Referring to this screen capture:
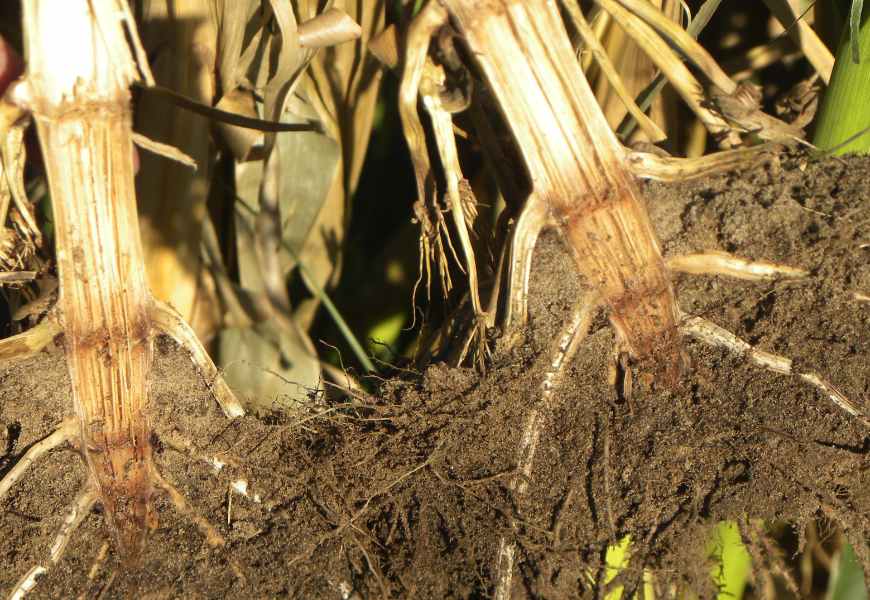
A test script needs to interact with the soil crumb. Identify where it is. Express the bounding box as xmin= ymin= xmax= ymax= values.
xmin=2 ymin=155 xmax=870 ymax=599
